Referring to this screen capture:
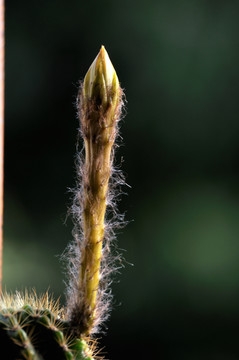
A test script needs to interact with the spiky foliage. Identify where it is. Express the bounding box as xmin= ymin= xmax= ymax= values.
xmin=0 ymin=291 xmax=95 ymax=360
